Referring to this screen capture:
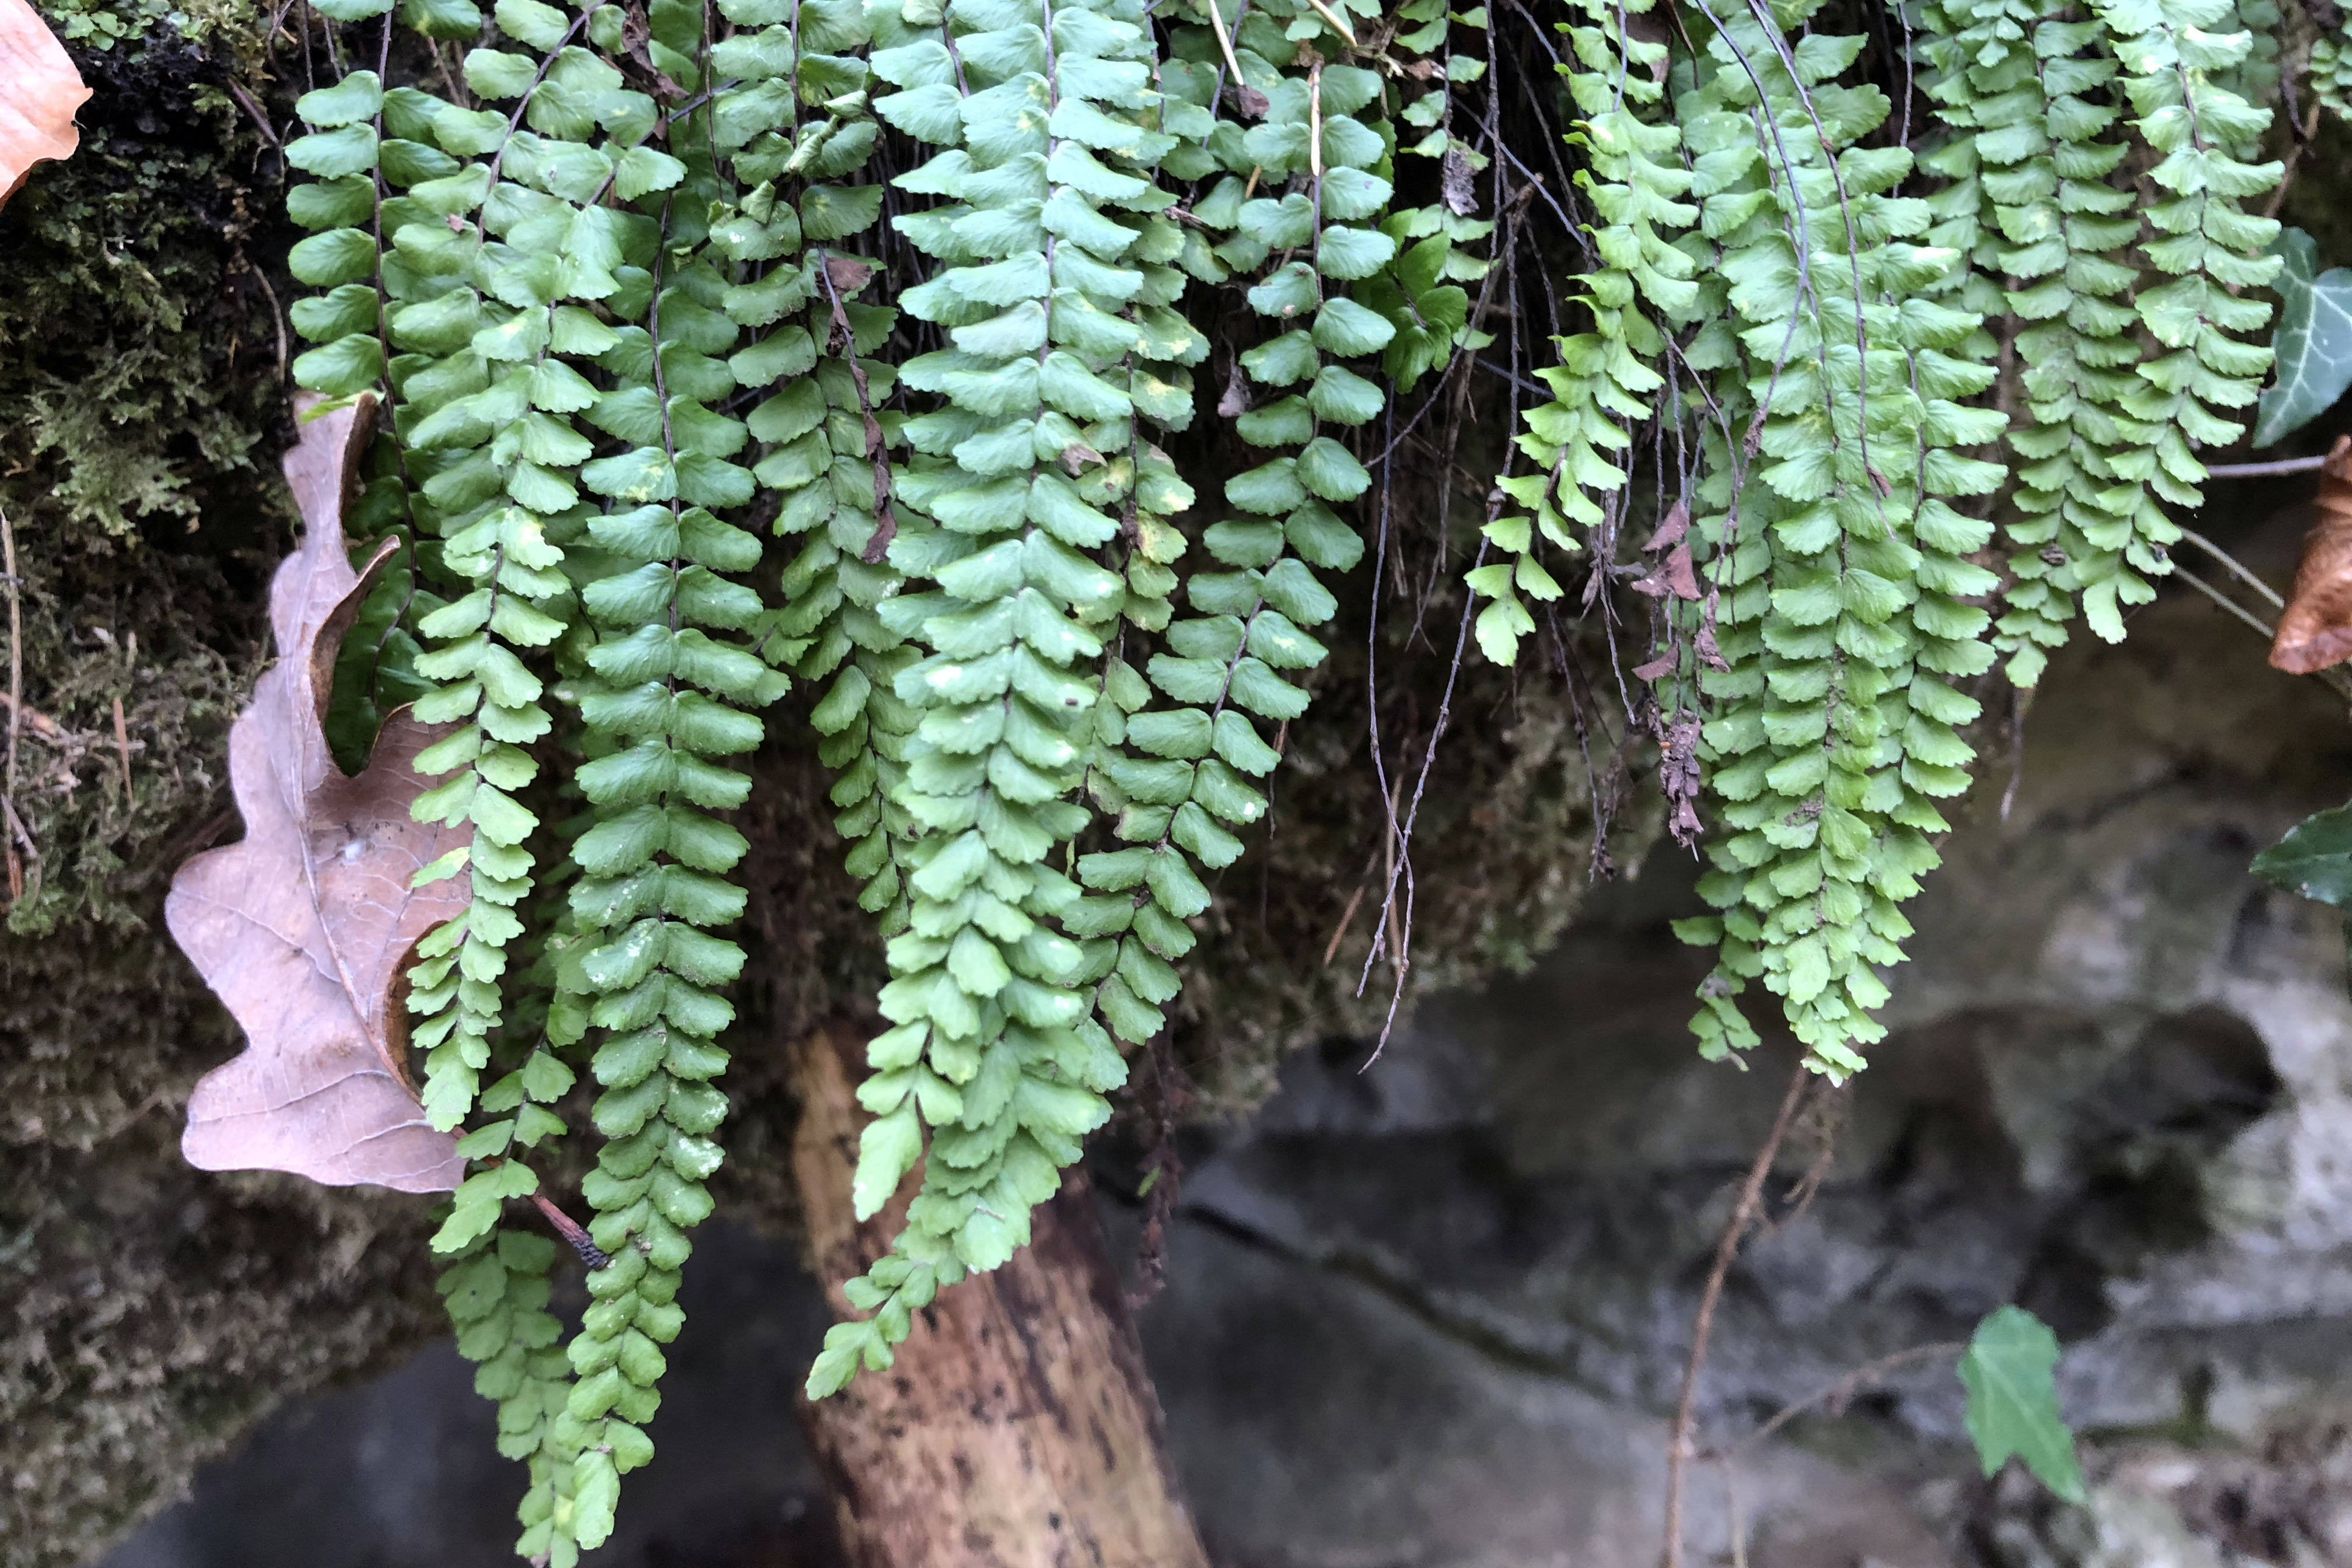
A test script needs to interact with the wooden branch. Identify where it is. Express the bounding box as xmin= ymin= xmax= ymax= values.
xmin=789 ymin=1020 xmax=1213 ymax=1568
